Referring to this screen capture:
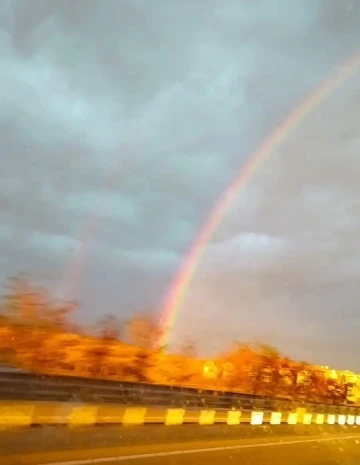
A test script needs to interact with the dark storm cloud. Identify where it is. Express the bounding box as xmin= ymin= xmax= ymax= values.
xmin=176 ymin=70 xmax=360 ymax=369
xmin=0 ymin=0 xmax=359 ymax=368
